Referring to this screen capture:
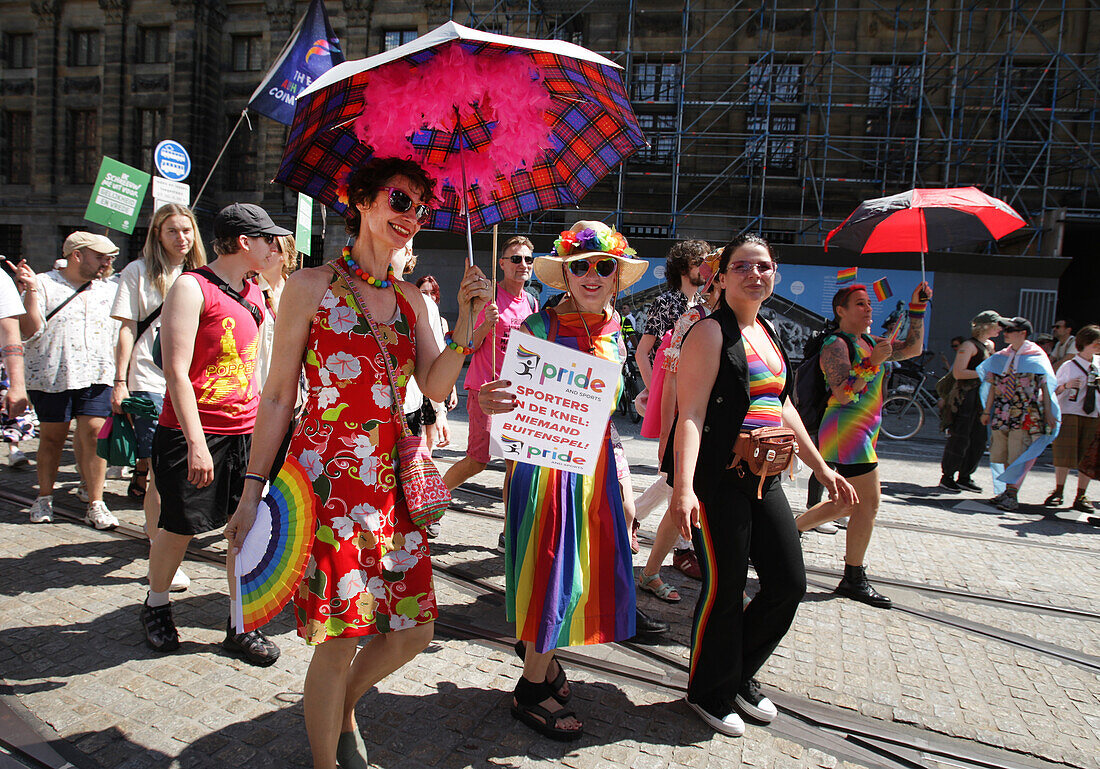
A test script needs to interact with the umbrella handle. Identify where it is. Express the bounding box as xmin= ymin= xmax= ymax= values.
xmin=919 ymin=252 xmax=928 ymax=302
xmin=491 ymin=224 xmax=498 ymax=375
xmin=455 ymin=106 xmax=475 ymax=268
